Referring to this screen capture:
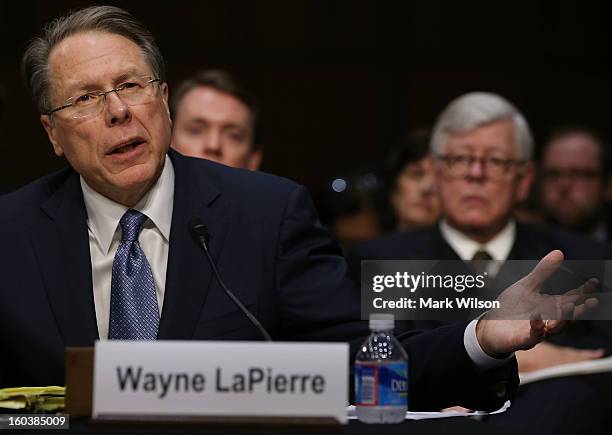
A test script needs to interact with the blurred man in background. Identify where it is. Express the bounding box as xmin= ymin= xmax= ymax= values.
xmin=540 ymin=125 xmax=612 ymax=242
xmin=170 ymin=69 xmax=262 ymax=170
xmin=350 ymin=92 xmax=611 ymax=435
xmin=352 ymin=93 xmax=610 ymax=368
